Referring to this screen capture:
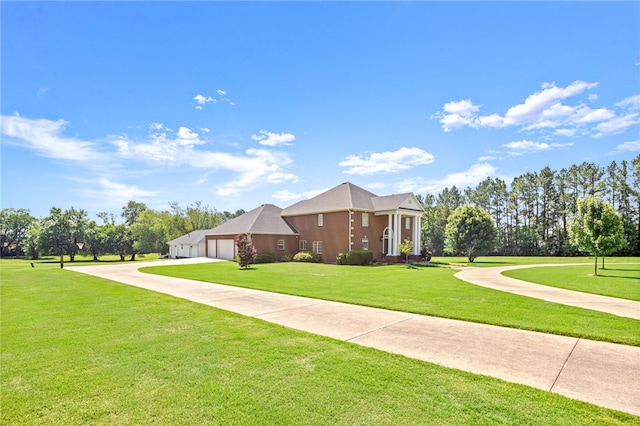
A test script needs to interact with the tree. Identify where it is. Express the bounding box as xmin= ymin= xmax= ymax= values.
xmin=0 ymin=208 xmax=36 ymax=257
xmin=444 ymin=205 xmax=497 ymax=262
xmin=398 ymin=238 xmax=414 ymax=266
xmin=38 ymin=207 xmax=91 ymax=262
xmin=568 ymin=197 xmax=627 ymax=276
xmin=235 ymin=233 xmax=256 ymax=269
